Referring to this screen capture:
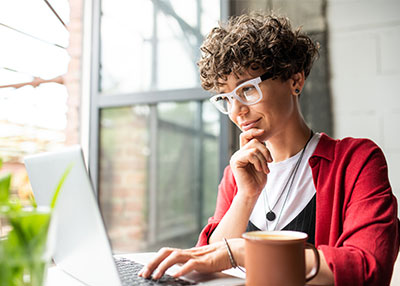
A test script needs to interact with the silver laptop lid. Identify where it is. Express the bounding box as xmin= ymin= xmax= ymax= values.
xmin=24 ymin=146 xmax=122 ymax=286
